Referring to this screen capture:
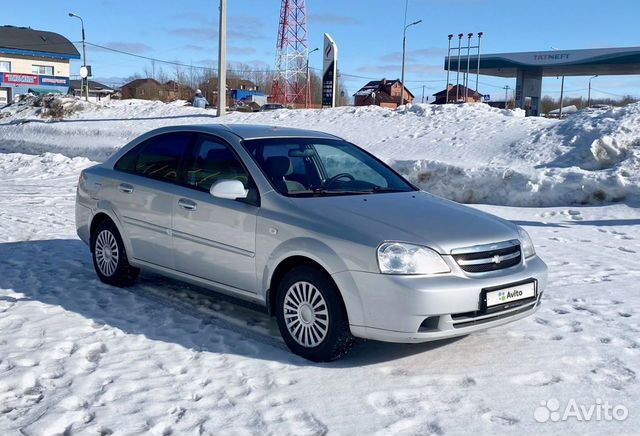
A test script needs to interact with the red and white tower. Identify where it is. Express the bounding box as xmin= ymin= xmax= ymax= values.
xmin=272 ymin=0 xmax=309 ymax=107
